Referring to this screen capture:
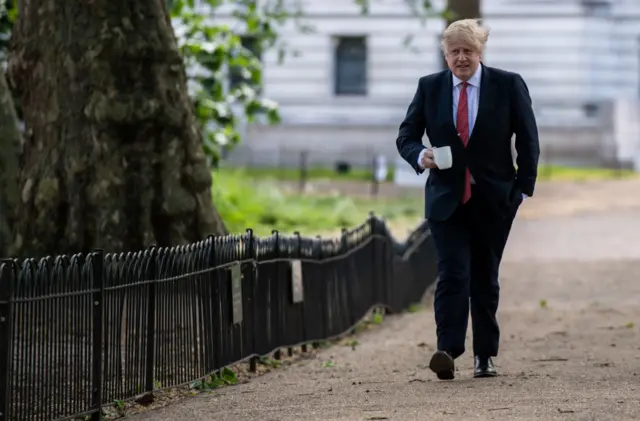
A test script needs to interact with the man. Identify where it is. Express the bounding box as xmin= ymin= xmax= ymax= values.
xmin=395 ymin=19 xmax=539 ymax=380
